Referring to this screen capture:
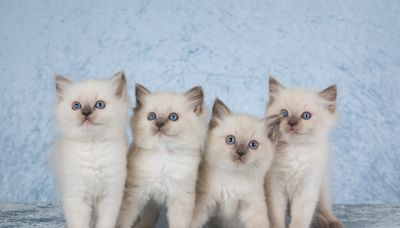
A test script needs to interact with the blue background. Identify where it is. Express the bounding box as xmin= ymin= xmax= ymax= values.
xmin=0 ymin=0 xmax=399 ymax=204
